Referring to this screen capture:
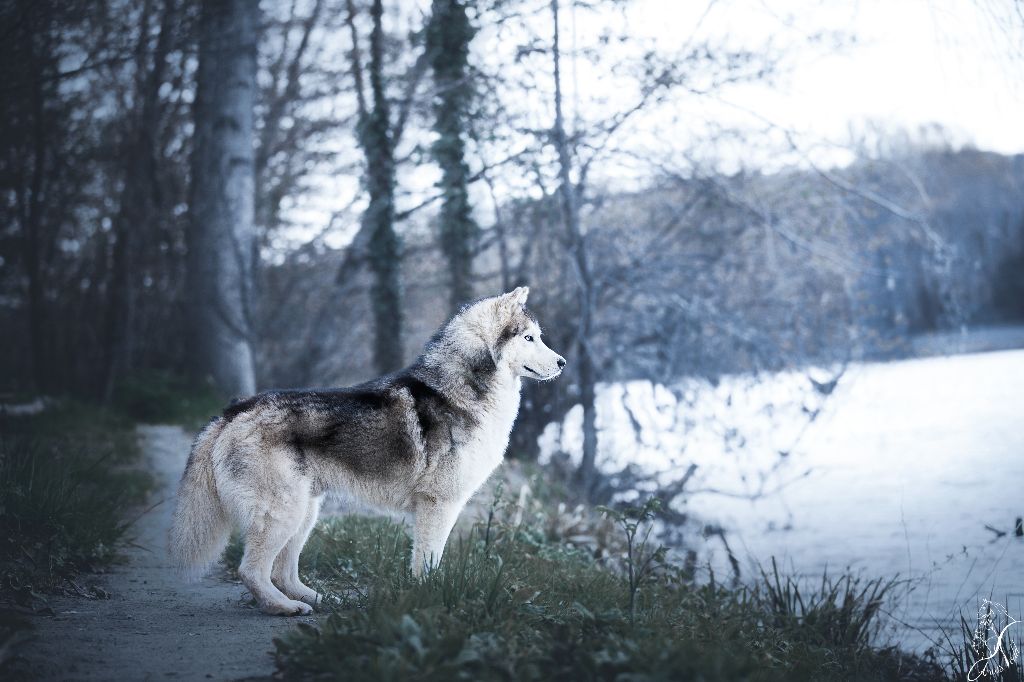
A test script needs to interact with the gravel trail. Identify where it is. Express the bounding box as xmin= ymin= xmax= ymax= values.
xmin=20 ymin=424 xmax=313 ymax=681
